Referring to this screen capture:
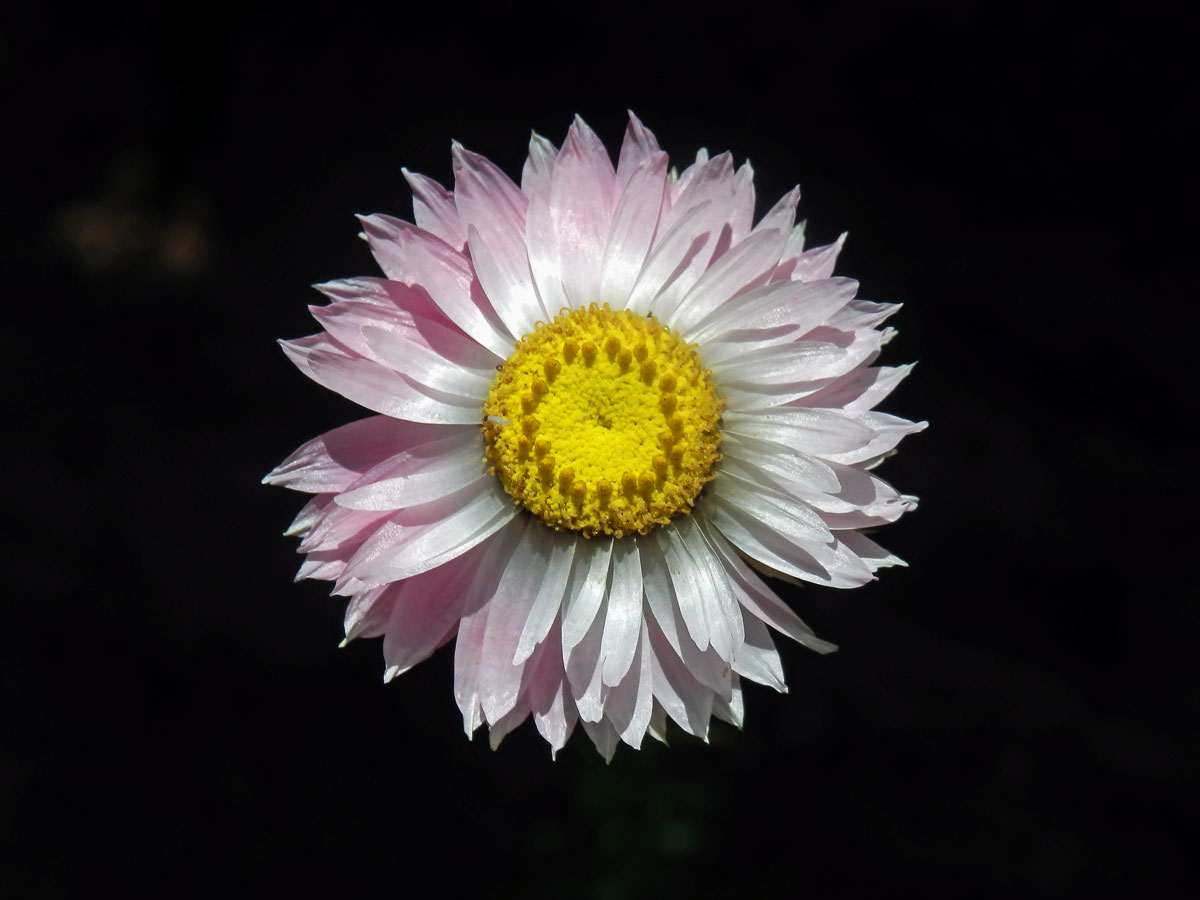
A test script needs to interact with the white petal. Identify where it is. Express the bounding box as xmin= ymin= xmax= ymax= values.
xmin=683 ymin=277 xmax=858 ymax=347
xmin=402 ymin=168 xmax=465 ymax=249
xmin=528 ymin=621 xmax=578 ymax=756
xmin=355 ymin=214 xmax=513 ymax=358
xmin=731 ymin=614 xmax=786 ymax=691
xmin=343 ymin=583 xmax=397 ymax=643
xmin=513 ymin=527 xmax=577 ymax=665
xmin=723 ymin=407 xmax=878 ymax=456
xmin=698 ymin=512 xmax=837 ymax=653
xmin=381 ymin=541 xmax=487 ymax=677
xmin=561 ymin=536 xmax=614 ymax=649
xmin=605 ymin=629 xmax=654 ymax=748
xmin=342 ymin=477 xmax=517 ymax=588
xmin=615 ymin=111 xmax=662 ymax=191
xmin=708 ymin=341 xmax=850 ymax=389
xmin=712 ymin=675 xmax=745 ymax=729
xmin=467 ymin=224 xmax=545 ymax=340
xmin=706 ymin=492 xmax=872 ymax=589
xmin=581 ymin=717 xmax=621 ymax=763
xmin=280 ymin=337 xmax=482 ymax=425
xmin=334 ymin=428 xmax=485 ymax=510
xmin=599 ymin=151 xmax=668 ymax=308
xmin=477 ymin=519 xmax=548 ymax=722
xmin=520 ymin=132 xmax=558 ymax=198
xmin=263 ymin=416 xmax=422 ymax=494
xmin=565 ymin=596 xmax=607 ymax=723
xmin=665 ymin=227 xmax=787 ymax=334
xmin=362 ymin=324 xmax=495 ymax=402
xmin=624 ymin=198 xmax=721 ymax=315
xmin=646 ymin=619 xmax=714 ymax=739
xmin=720 ymin=433 xmax=841 ymax=495
xmin=453 ymin=518 xmax=525 ymax=734
xmin=711 ymin=472 xmax=833 ymax=545
xmin=600 ymin=539 xmax=643 ymax=686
